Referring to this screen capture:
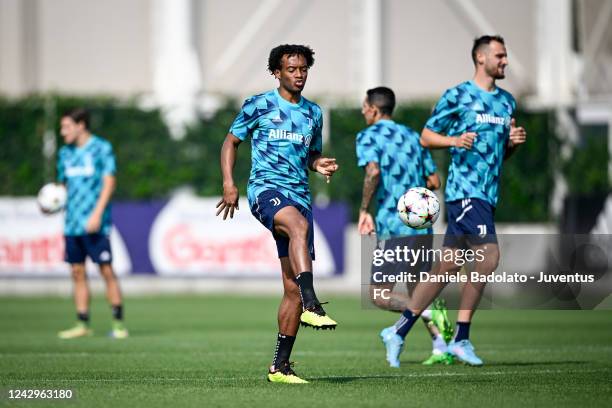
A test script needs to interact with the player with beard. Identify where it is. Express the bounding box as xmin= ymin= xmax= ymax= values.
xmin=380 ymin=35 xmax=527 ymax=366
